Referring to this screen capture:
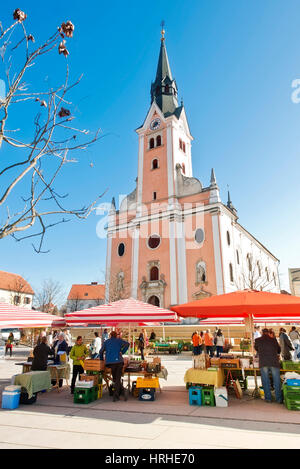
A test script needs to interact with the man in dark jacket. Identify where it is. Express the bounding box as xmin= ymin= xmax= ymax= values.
xmin=254 ymin=328 xmax=282 ymax=403
xmin=31 ymin=336 xmax=54 ymax=371
xmin=99 ymin=331 xmax=129 ymax=402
